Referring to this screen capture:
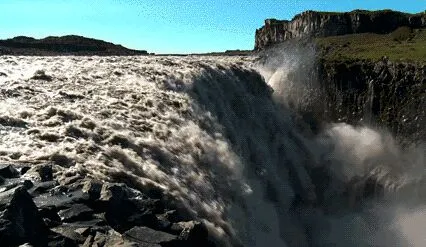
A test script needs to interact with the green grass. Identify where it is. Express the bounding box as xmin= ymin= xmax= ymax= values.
xmin=316 ymin=27 xmax=426 ymax=63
